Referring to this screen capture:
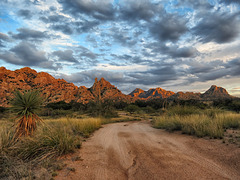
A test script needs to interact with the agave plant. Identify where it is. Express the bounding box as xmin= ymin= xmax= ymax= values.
xmin=11 ymin=90 xmax=44 ymax=137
